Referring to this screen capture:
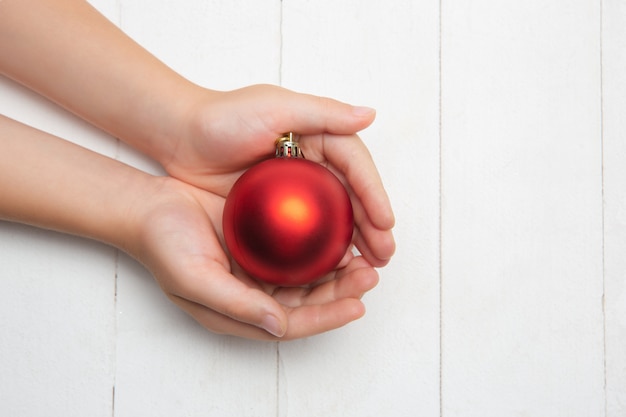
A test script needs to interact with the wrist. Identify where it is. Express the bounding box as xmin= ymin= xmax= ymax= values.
xmin=141 ymin=86 xmax=221 ymax=169
xmin=0 ymin=0 xmax=217 ymax=170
